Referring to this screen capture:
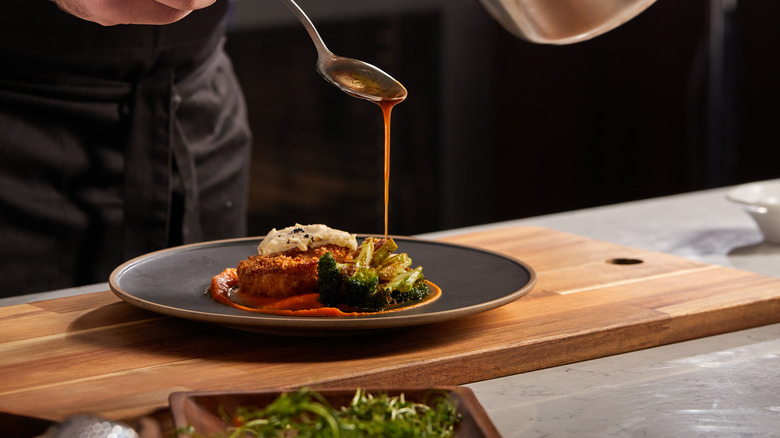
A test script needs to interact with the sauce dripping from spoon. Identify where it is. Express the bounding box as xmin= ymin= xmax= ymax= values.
xmin=326 ymin=64 xmax=405 ymax=239
xmin=379 ymin=99 xmax=402 ymax=238
xmin=281 ymin=0 xmax=407 ymax=237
